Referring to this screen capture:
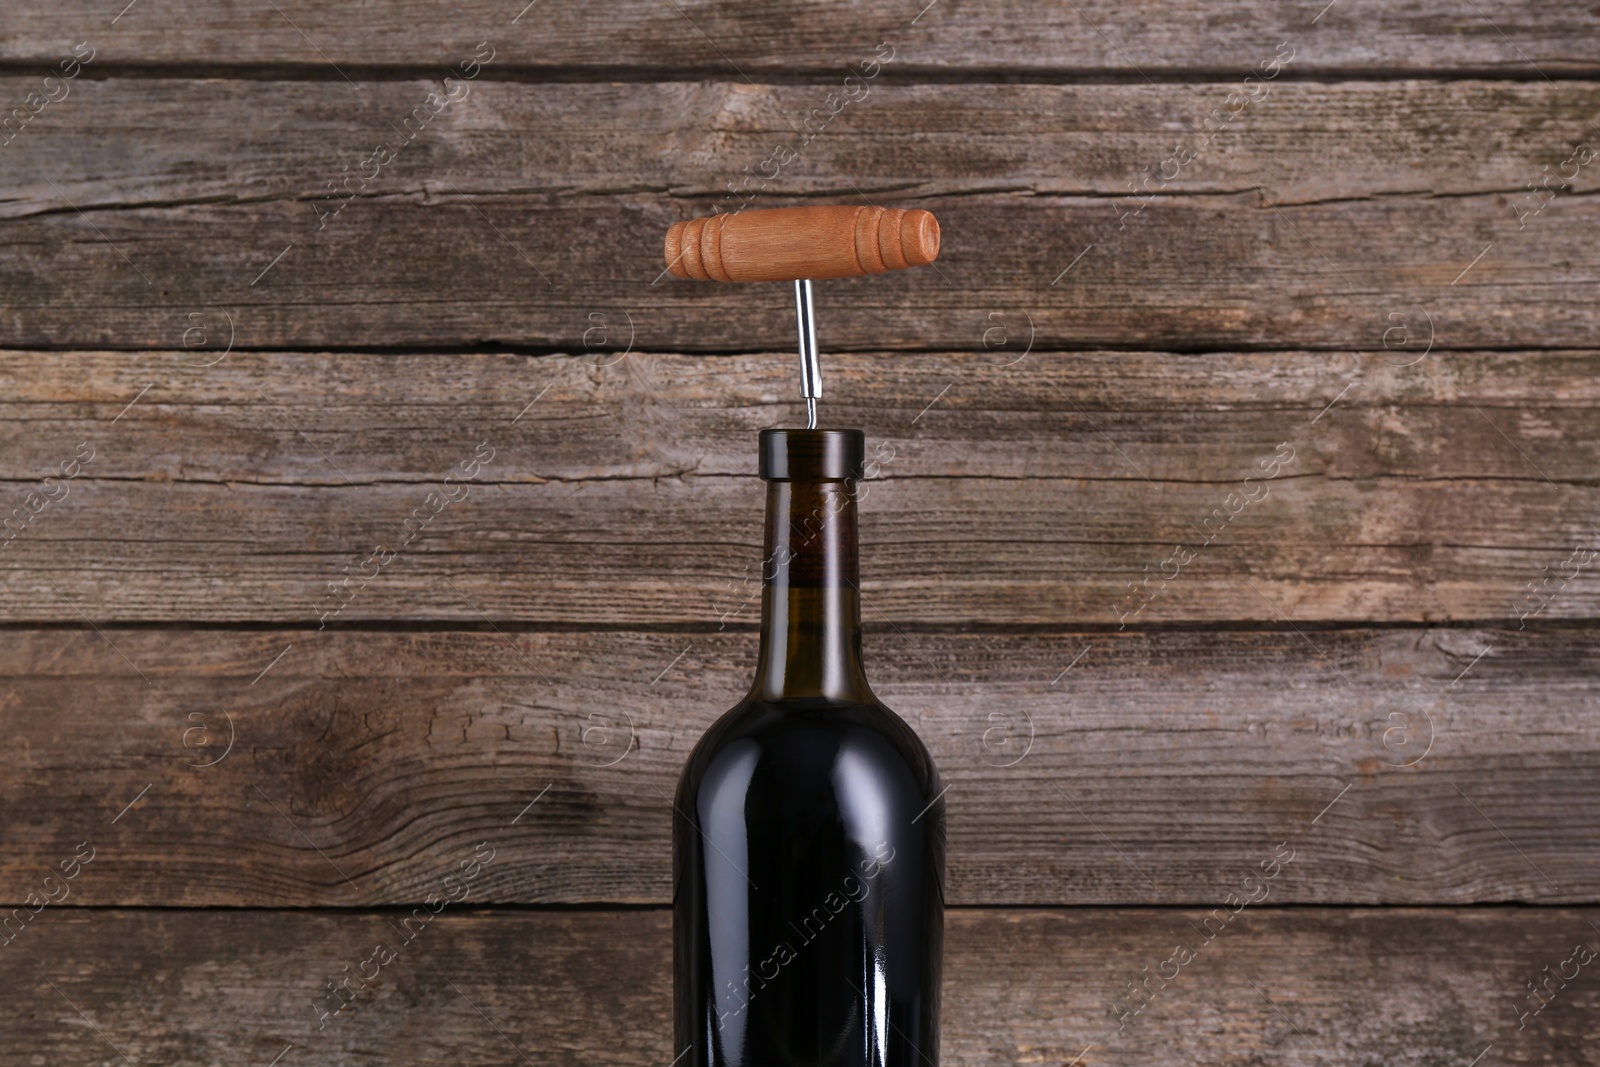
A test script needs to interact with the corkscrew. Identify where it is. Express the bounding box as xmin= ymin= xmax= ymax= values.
xmin=664 ymin=205 xmax=942 ymax=429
